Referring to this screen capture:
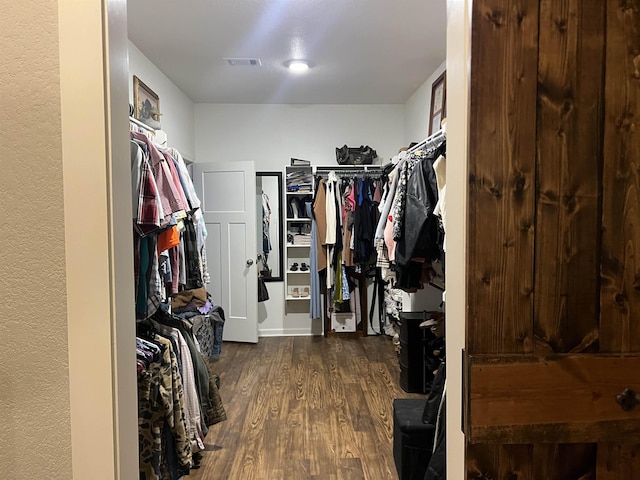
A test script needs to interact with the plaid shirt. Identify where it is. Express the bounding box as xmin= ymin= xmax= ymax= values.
xmin=135 ymin=155 xmax=161 ymax=236
xmin=132 ymin=132 xmax=186 ymax=223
